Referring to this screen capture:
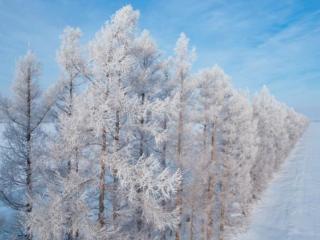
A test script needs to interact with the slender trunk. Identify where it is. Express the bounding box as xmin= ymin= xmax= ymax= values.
xmin=176 ymin=74 xmax=185 ymax=240
xmin=161 ymin=115 xmax=167 ymax=169
xmin=177 ymin=72 xmax=185 ymax=164
xmin=175 ymin=144 xmax=183 ymax=239
xmin=210 ymin=124 xmax=215 ymax=168
xmin=69 ymin=78 xmax=73 ymax=116
xmin=26 ymin=73 xmax=33 ymax=240
xmin=177 ymin=110 xmax=183 ymax=164
xmin=98 ymin=128 xmax=107 ymax=227
xmin=136 ymin=93 xmax=145 ymax=233
xmin=112 ymin=73 xmax=123 ymax=224
xmin=202 ymin=121 xmax=208 ymax=240
xmin=66 ymin=78 xmax=76 ymax=239
xmin=67 ymin=78 xmax=73 ymax=172
xmin=112 ymin=110 xmax=120 ymax=223
xmin=115 ymin=111 xmax=120 ymax=146
xmin=206 ymin=123 xmax=216 ymax=240
xmin=75 ymin=148 xmax=79 ymax=173
xmin=160 ymin=115 xmax=168 ymax=240
xmin=139 ymin=93 xmax=145 ymax=157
